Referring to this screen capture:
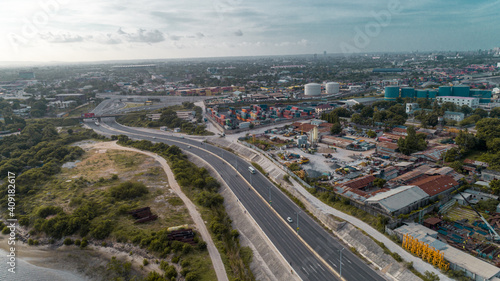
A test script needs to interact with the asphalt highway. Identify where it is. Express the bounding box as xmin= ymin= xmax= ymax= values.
xmin=88 ymin=118 xmax=386 ymax=281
